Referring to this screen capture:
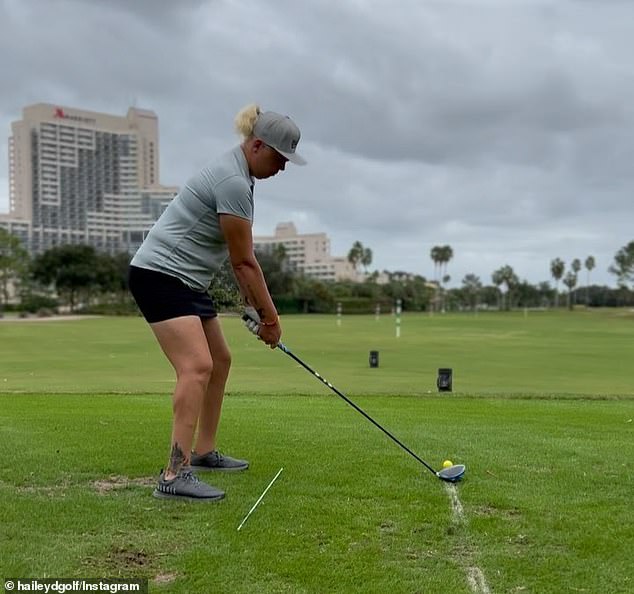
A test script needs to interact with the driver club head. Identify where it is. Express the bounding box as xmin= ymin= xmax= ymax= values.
xmin=436 ymin=464 xmax=466 ymax=483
